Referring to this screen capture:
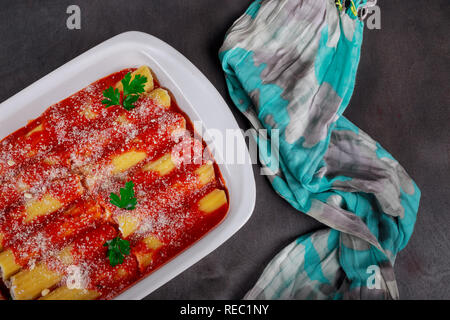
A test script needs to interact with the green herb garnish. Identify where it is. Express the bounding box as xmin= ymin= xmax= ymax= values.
xmin=122 ymin=93 xmax=141 ymax=111
xmin=104 ymin=237 xmax=131 ymax=267
xmin=121 ymin=73 xmax=146 ymax=96
xmin=102 ymin=72 xmax=147 ymax=111
xmin=109 ymin=181 xmax=137 ymax=210
xmin=101 ymin=87 xmax=121 ymax=108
